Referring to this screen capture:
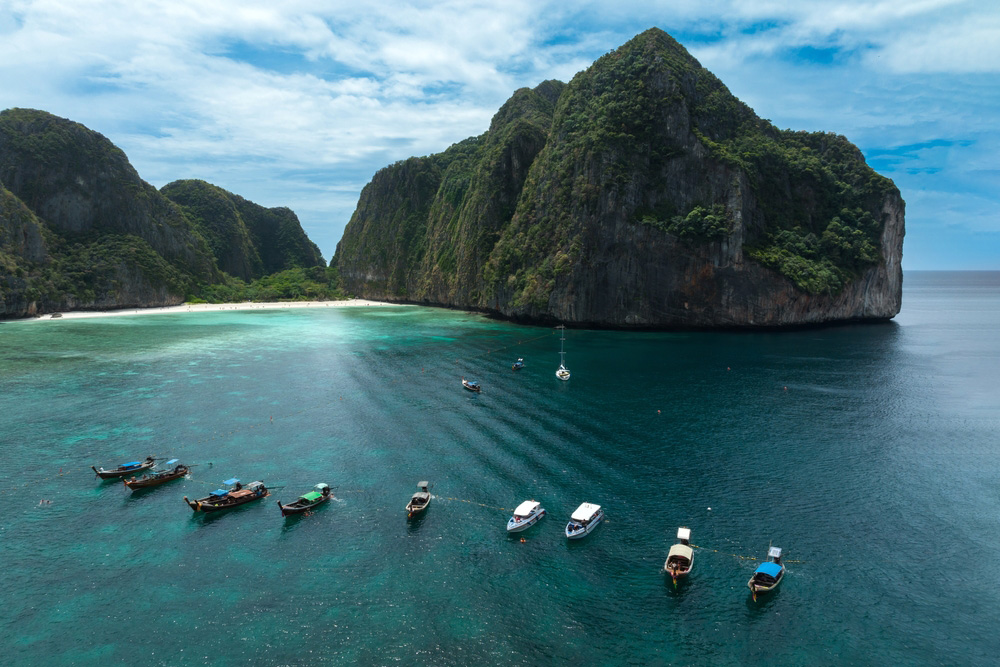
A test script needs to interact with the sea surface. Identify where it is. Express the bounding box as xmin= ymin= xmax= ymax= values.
xmin=1 ymin=271 xmax=999 ymax=666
